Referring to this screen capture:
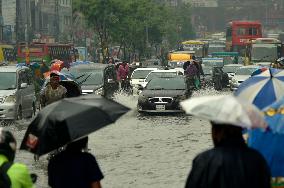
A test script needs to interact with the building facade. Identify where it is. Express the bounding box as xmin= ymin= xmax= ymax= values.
xmin=2 ymin=0 xmax=17 ymax=43
xmin=33 ymin=0 xmax=72 ymax=43
xmin=0 ymin=0 xmax=72 ymax=43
